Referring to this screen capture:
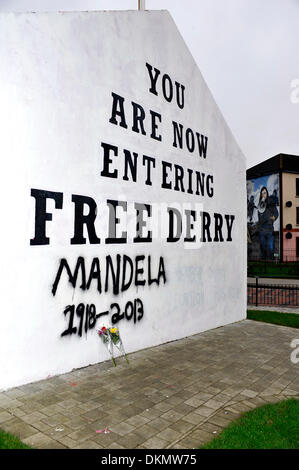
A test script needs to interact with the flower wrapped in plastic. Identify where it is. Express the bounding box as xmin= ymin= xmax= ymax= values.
xmin=97 ymin=326 xmax=129 ymax=367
